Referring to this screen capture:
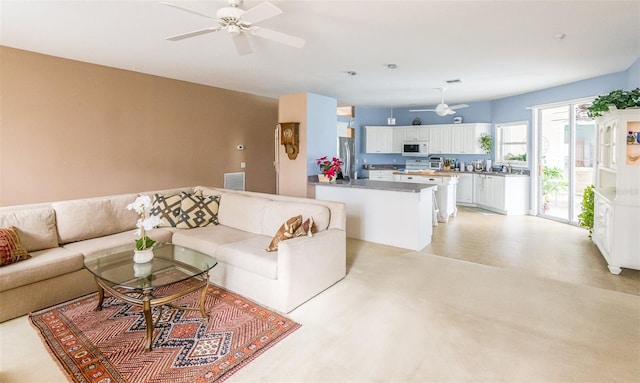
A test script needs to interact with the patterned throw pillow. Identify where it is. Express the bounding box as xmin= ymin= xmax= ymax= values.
xmin=151 ymin=193 xmax=182 ymax=227
xmin=266 ymin=215 xmax=302 ymax=252
xmin=176 ymin=192 xmax=221 ymax=229
xmin=293 ymin=217 xmax=316 ymax=238
xmin=0 ymin=226 xmax=31 ymax=267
